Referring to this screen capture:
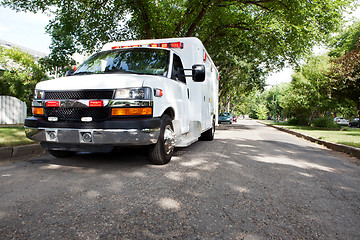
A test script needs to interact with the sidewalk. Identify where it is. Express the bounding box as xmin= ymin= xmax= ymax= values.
xmin=0 ymin=143 xmax=46 ymax=161
xmin=0 ymin=124 xmax=24 ymax=127
xmin=261 ymin=122 xmax=360 ymax=160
